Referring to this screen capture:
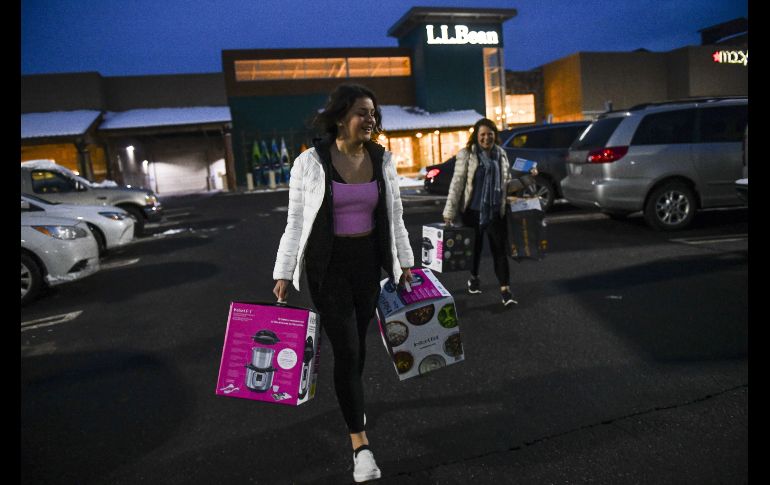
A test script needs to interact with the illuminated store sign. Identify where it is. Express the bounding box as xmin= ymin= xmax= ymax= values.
xmin=712 ymin=50 xmax=748 ymax=66
xmin=425 ymin=25 xmax=499 ymax=45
